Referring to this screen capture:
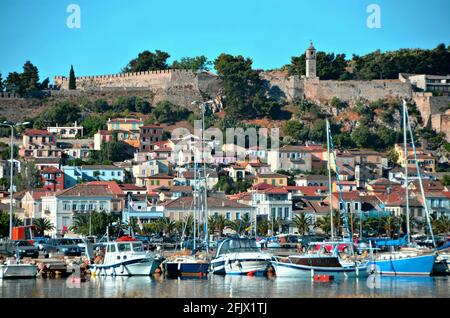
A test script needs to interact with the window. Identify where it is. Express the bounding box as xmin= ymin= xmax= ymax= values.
xmin=279 ymin=179 xmax=283 ymax=184
xmin=354 ymin=202 xmax=359 ymax=211
xmin=284 ymin=207 xmax=289 ymax=219
xmin=271 ymin=179 xmax=275 ymax=185
xmin=63 ymin=201 xmax=70 ymax=211
xmin=226 ymin=212 xmax=231 ymax=220
xmin=236 ymin=212 xmax=241 ymax=220
xmin=117 ymin=172 xmax=121 ymax=176
xmin=168 ymin=181 xmax=172 ymax=186
xmin=156 ymin=180 xmax=160 ymax=186
xmin=150 ymin=180 xmax=154 ymax=186
xmin=111 ymin=172 xmax=115 ymax=177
